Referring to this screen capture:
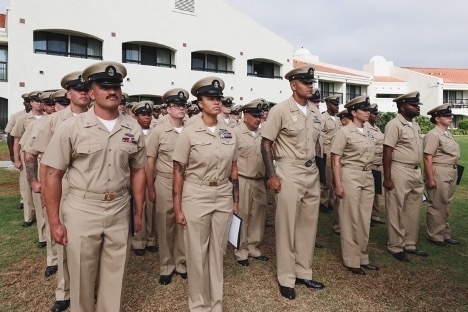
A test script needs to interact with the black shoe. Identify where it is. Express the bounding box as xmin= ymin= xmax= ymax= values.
xmin=319 ymin=204 xmax=330 ymax=213
xmin=371 ymin=219 xmax=386 ymax=225
xmin=315 ymin=242 xmax=323 ymax=248
xmin=159 ymin=274 xmax=172 ymax=285
xmin=295 ymin=278 xmax=325 ymax=289
xmin=265 ymin=220 xmax=273 ymax=228
xmin=37 ymin=241 xmax=47 ymax=249
xmin=251 ymin=255 xmax=269 ymax=261
xmin=427 ymin=239 xmax=447 ymax=247
xmin=267 ymin=201 xmax=274 ymax=205
xmin=392 ymin=251 xmax=409 ymax=262
xmin=22 ymin=221 xmax=33 ymax=227
xmin=445 ymin=238 xmax=460 ymax=245
xmin=175 ymin=271 xmax=187 ymax=279
xmin=133 ymin=249 xmax=145 ymax=256
xmin=404 ymin=248 xmax=428 ymax=257
xmin=237 ymin=259 xmax=249 ymax=266
xmin=361 ymin=264 xmax=379 ymax=271
xmin=146 ymin=245 xmax=158 ymax=252
xmin=52 ymin=299 xmax=70 ymax=312
xmin=17 ymin=203 xmax=24 ymax=210
xmin=45 ymin=265 xmax=58 ymax=277
xmin=345 ymin=266 xmax=366 ymax=275
xmin=279 ymin=285 xmax=295 ymax=300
